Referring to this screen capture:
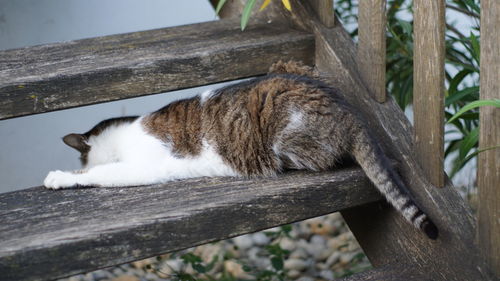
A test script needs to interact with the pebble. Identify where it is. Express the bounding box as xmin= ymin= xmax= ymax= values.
xmin=223 ymin=260 xmax=253 ymax=280
xmin=340 ymin=251 xmax=358 ymax=264
xmin=57 ymin=212 xmax=370 ymax=281
xmin=287 ymin=269 xmax=302 ymax=279
xmin=319 ymin=269 xmax=335 ymax=281
xmin=325 ymin=251 xmax=342 ymax=268
xmin=232 ymin=234 xmax=253 ymax=250
xmin=111 ymin=276 xmax=140 ymax=281
xmin=289 ymin=248 xmax=308 ymax=259
xmin=284 ymin=258 xmax=308 ymax=271
xmin=251 ymin=232 xmax=270 ymax=246
xmin=91 ymin=271 xmax=110 ymax=281
xmin=279 ymin=237 xmax=297 ymax=251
